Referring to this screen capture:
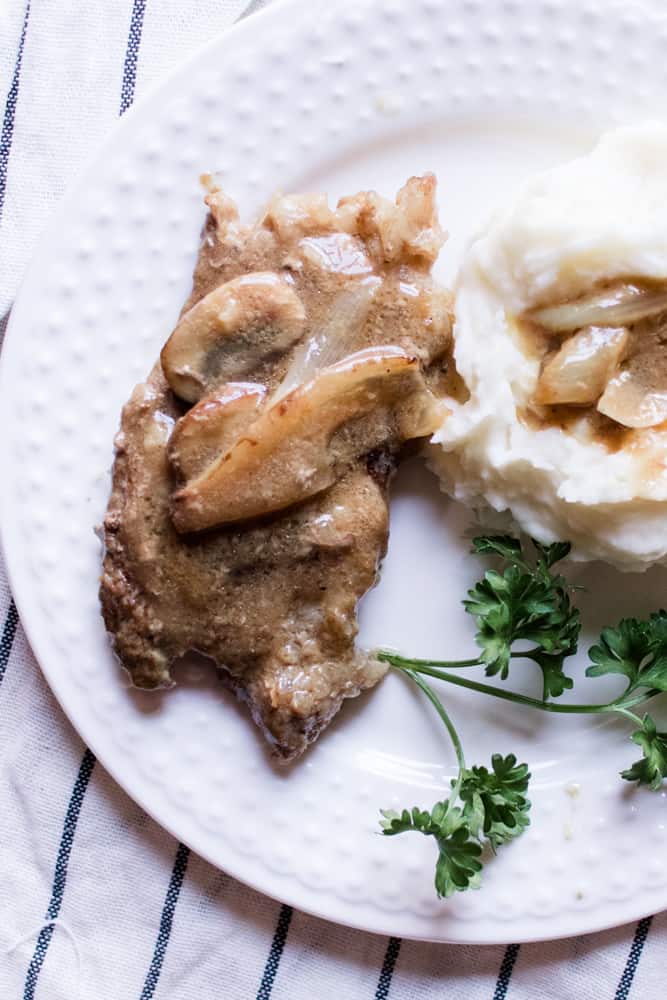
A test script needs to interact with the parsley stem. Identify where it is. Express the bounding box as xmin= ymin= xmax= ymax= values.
xmin=610 ymin=705 xmax=645 ymax=727
xmin=378 ymin=651 xmax=482 ymax=670
xmin=403 ymin=668 xmax=466 ymax=801
xmin=388 ymin=660 xmax=651 ymax=716
xmin=611 ymin=690 xmax=660 ymax=710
